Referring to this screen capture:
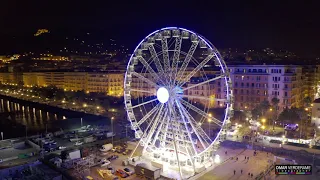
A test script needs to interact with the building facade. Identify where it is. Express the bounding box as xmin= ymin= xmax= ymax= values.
xmin=228 ymin=65 xmax=304 ymax=111
xmin=1 ymin=71 xmax=124 ymax=97
xmin=311 ymin=99 xmax=320 ymax=127
xmin=0 ymin=64 xmax=319 ymax=105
